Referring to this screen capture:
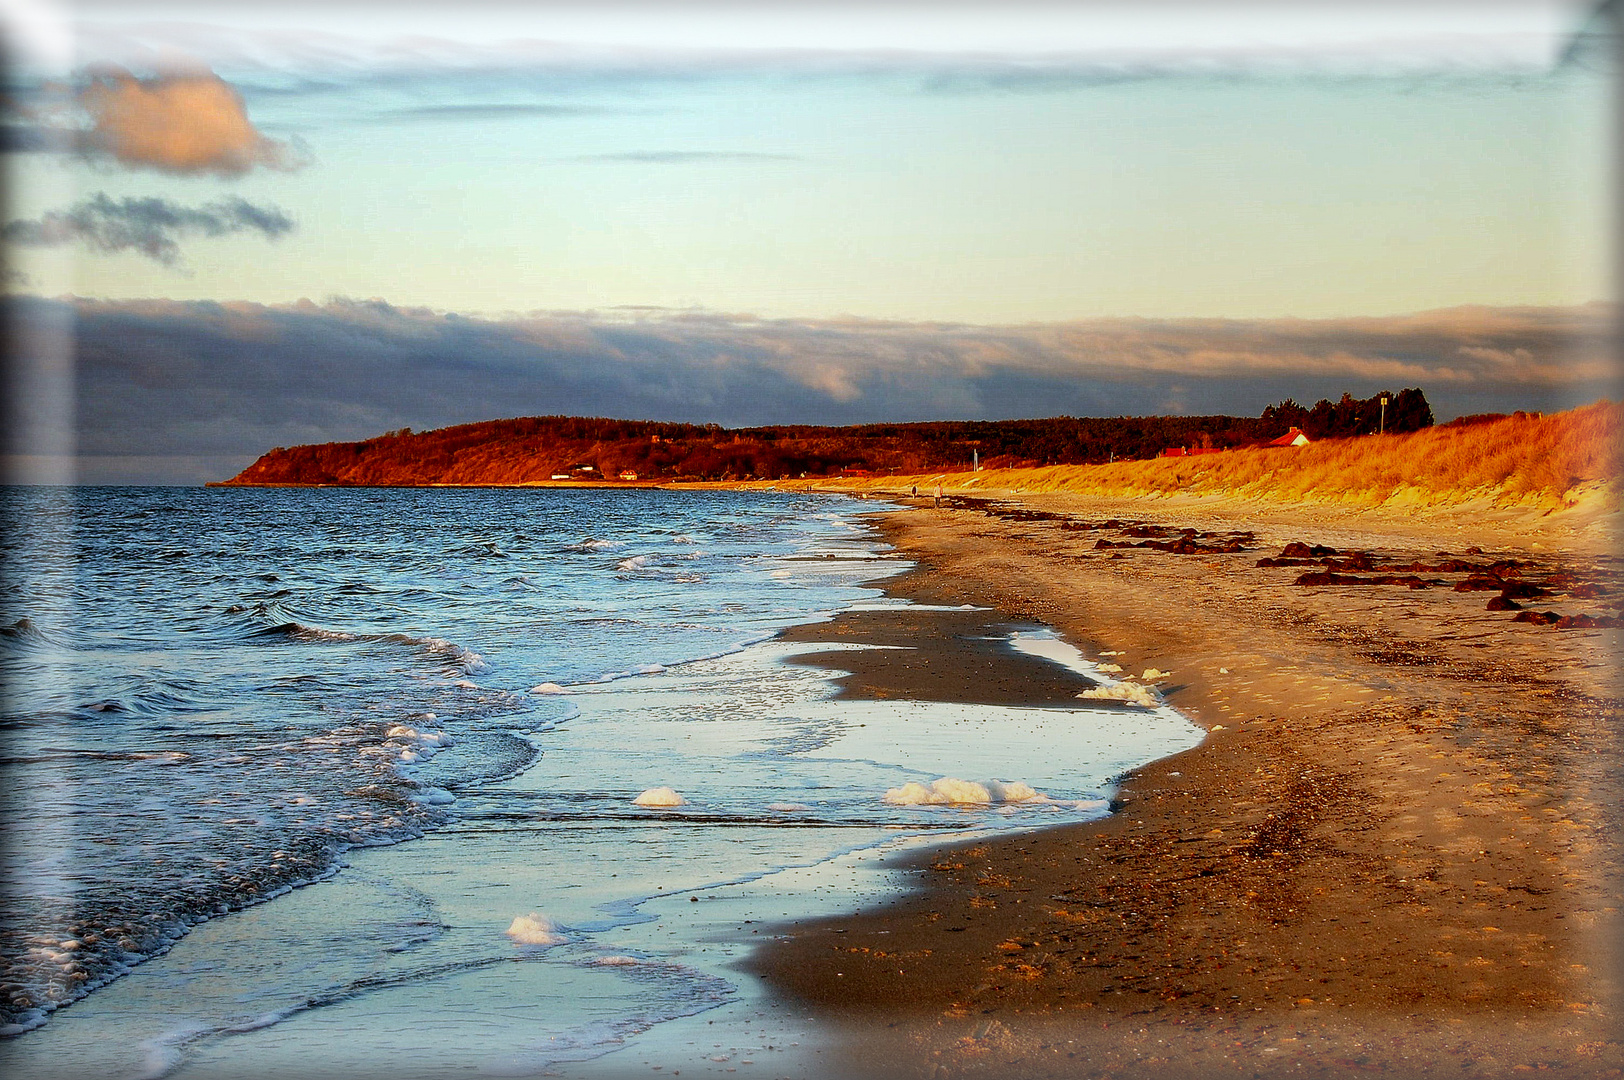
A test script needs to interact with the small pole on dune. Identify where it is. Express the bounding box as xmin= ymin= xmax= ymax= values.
xmin=1379 ymin=393 xmax=1388 ymax=434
